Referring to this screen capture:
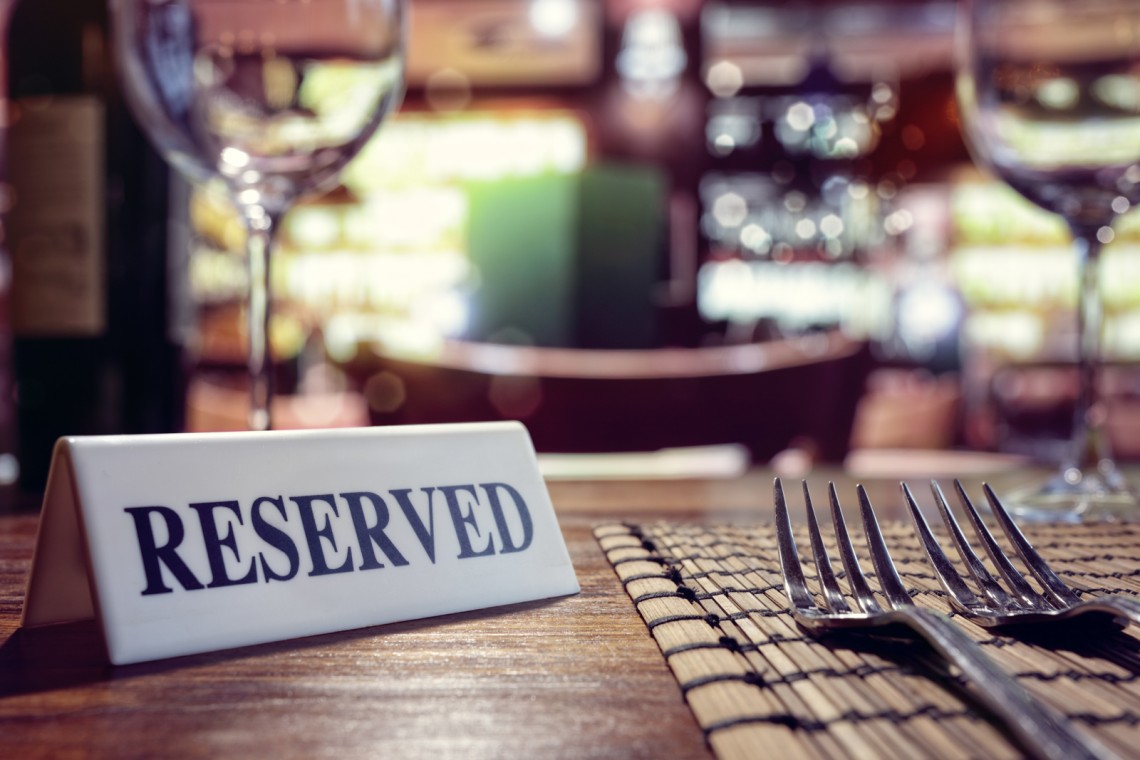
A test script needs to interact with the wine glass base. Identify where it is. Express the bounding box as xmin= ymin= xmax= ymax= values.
xmin=1004 ymin=466 xmax=1140 ymax=523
